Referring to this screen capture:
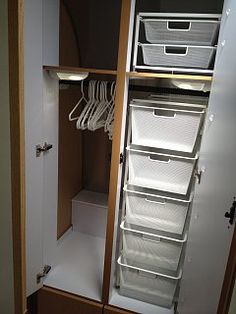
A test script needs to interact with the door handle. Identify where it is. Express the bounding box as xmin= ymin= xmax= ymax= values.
xmin=225 ymin=197 xmax=236 ymax=225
